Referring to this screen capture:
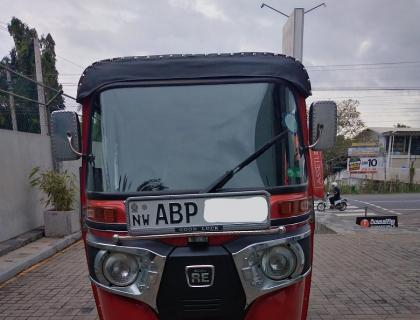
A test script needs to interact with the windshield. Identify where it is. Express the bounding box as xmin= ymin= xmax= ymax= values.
xmin=87 ymin=82 xmax=306 ymax=193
